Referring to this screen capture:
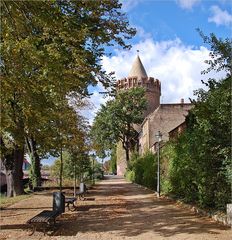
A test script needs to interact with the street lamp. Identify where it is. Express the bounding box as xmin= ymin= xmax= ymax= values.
xmin=155 ymin=131 xmax=162 ymax=197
